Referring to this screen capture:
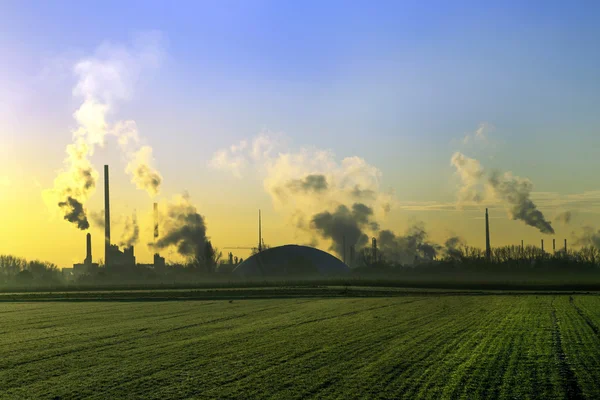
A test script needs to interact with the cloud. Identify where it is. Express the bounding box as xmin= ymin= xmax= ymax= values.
xmin=44 ymin=32 xmax=165 ymax=229
xmin=573 ymin=226 xmax=600 ymax=249
xmin=376 ymin=224 xmax=444 ymax=265
xmin=209 ymin=133 xmax=276 ymax=178
xmin=90 ymin=209 xmax=105 ymax=229
xmin=58 ymin=196 xmax=89 ymax=230
xmin=451 ymin=152 xmax=554 ymax=234
xmin=462 ymin=122 xmax=493 ymax=145
xmin=152 ymin=193 xmax=209 ymax=261
xmin=554 ymin=211 xmax=572 ymax=225
xmin=488 ymin=170 xmax=554 ymax=234
xmin=450 ymin=152 xmax=485 ymax=204
xmin=311 ymin=203 xmax=375 ymax=258
xmin=287 ymin=174 xmax=328 ymax=193
xmin=211 ymin=133 xmax=393 ymax=256
xmin=125 ymin=146 xmax=162 ymax=196
xmin=119 ymin=213 xmax=140 ymax=248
